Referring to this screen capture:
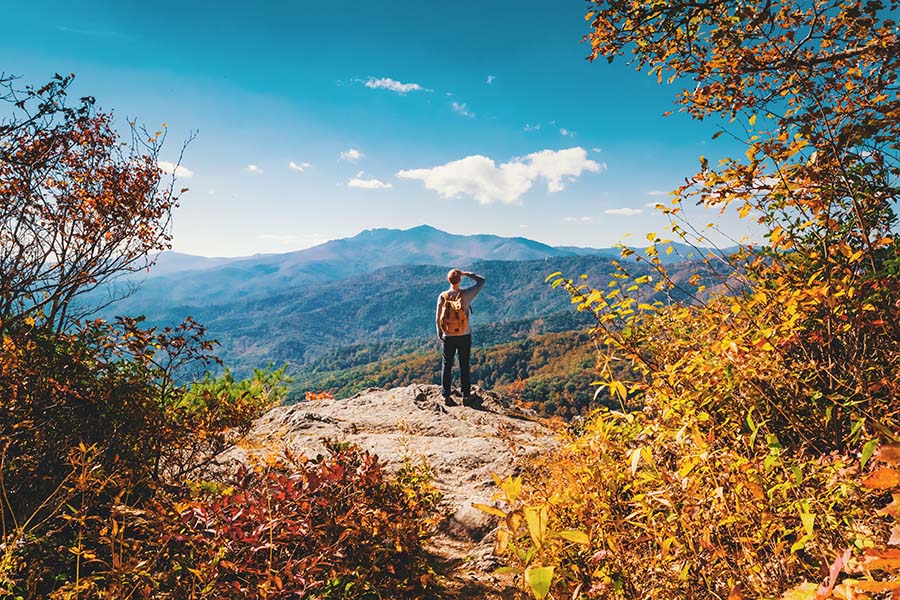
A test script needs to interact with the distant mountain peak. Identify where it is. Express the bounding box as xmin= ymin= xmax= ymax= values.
xmin=407 ymin=224 xmax=441 ymax=233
